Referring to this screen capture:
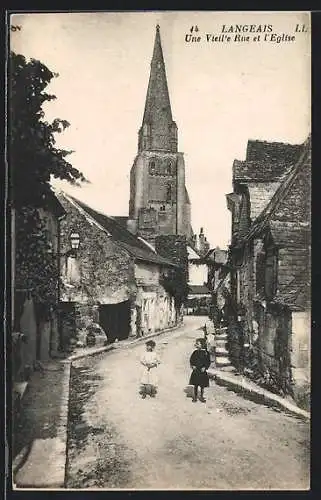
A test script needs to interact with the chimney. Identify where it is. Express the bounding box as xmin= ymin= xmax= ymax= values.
xmin=199 ymin=227 xmax=205 ymax=246
xmin=198 ymin=227 xmax=209 ymax=256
